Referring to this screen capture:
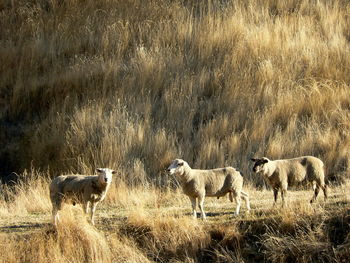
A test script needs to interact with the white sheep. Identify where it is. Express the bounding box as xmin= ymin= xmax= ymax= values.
xmin=251 ymin=156 xmax=328 ymax=206
xmin=49 ymin=168 xmax=115 ymax=226
xmin=167 ymin=159 xmax=250 ymax=219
